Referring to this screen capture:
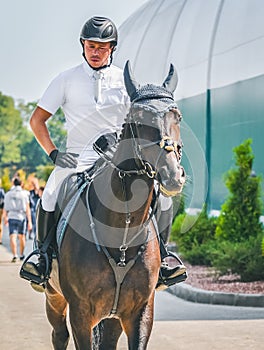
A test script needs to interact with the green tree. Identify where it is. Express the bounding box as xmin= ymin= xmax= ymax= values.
xmin=20 ymin=136 xmax=49 ymax=173
xmin=17 ymin=101 xmax=67 ymax=172
xmin=47 ymin=108 xmax=67 ymax=151
xmin=15 ymin=100 xmax=44 ymax=172
xmin=212 ymin=139 xmax=264 ymax=281
xmin=1 ymin=168 xmax=12 ymax=191
xmin=0 ymin=92 xmax=25 ymax=167
xmin=216 ymin=139 xmax=263 ymax=242
xmin=17 ymin=100 xmax=36 ymax=123
xmin=0 ymin=93 xmax=67 ymax=183
xmin=18 ymin=100 xmax=67 ymax=151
